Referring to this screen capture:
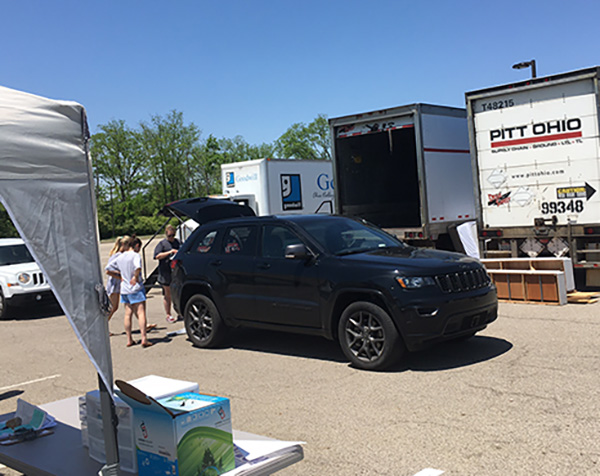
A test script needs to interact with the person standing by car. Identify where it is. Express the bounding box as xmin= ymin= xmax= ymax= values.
xmin=116 ymin=236 xmax=153 ymax=347
xmin=153 ymin=224 xmax=180 ymax=323
xmin=104 ymin=236 xmax=123 ymax=336
xmin=104 ymin=236 xmax=124 ymax=335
